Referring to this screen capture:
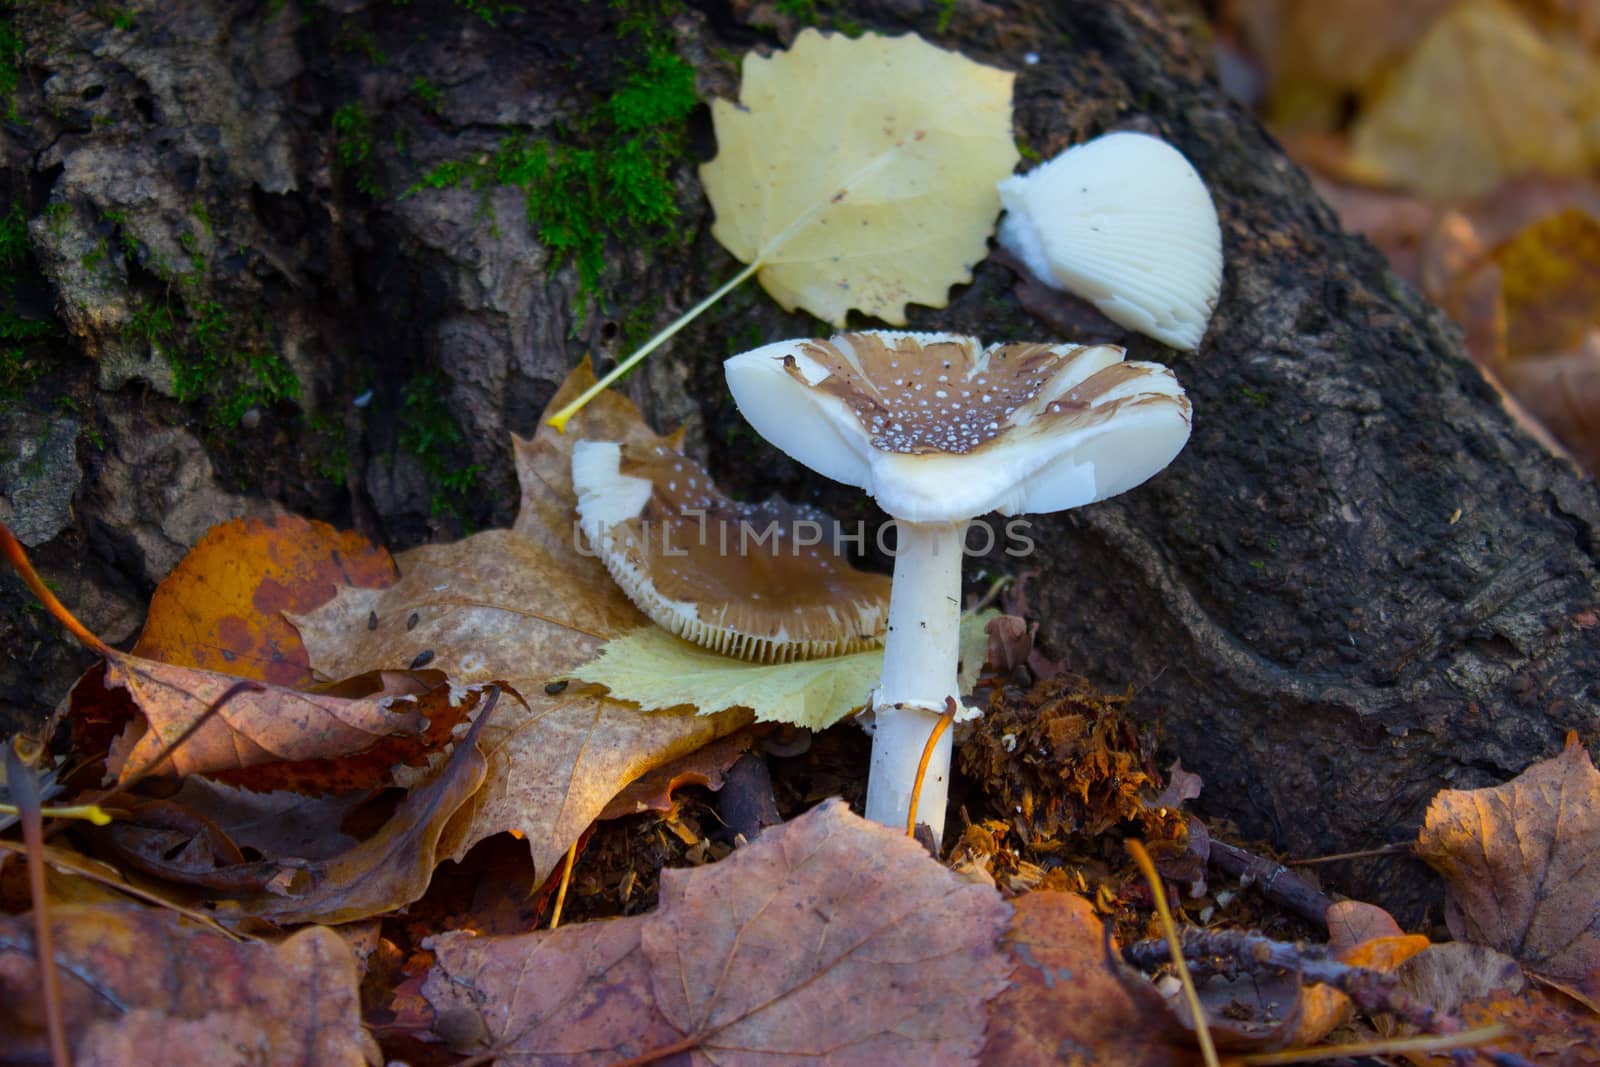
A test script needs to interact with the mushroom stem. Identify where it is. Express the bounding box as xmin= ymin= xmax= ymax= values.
xmin=865 ymin=519 xmax=966 ymax=843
